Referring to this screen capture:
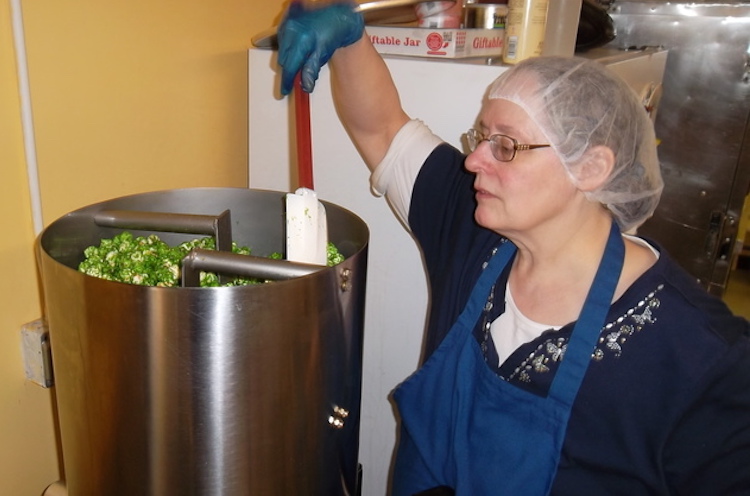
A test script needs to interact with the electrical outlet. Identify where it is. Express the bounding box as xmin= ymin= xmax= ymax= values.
xmin=20 ymin=319 xmax=54 ymax=388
